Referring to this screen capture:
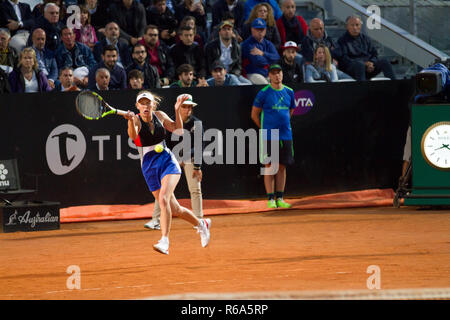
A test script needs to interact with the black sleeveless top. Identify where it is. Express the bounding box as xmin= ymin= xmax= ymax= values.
xmin=135 ymin=112 xmax=166 ymax=147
